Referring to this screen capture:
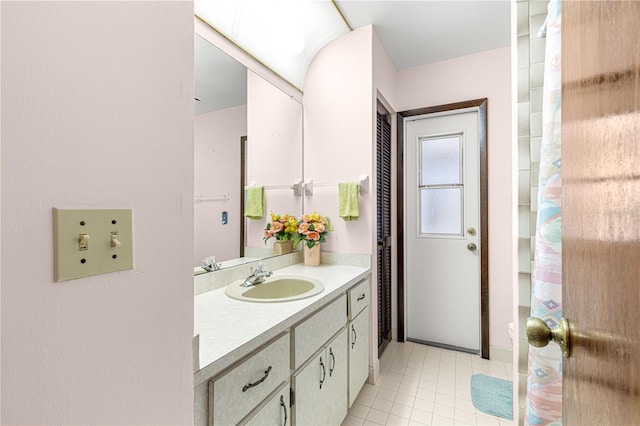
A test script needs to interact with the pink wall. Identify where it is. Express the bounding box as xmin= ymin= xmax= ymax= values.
xmin=194 ymin=105 xmax=247 ymax=265
xmin=397 ymin=47 xmax=513 ymax=349
xmin=303 ymin=26 xmax=374 ymax=255
xmin=246 ymin=71 xmax=303 ymax=249
xmin=304 ymin=30 xmax=512 ymax=351
xmin=1 ymin=2 xmax=194 ymax=423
